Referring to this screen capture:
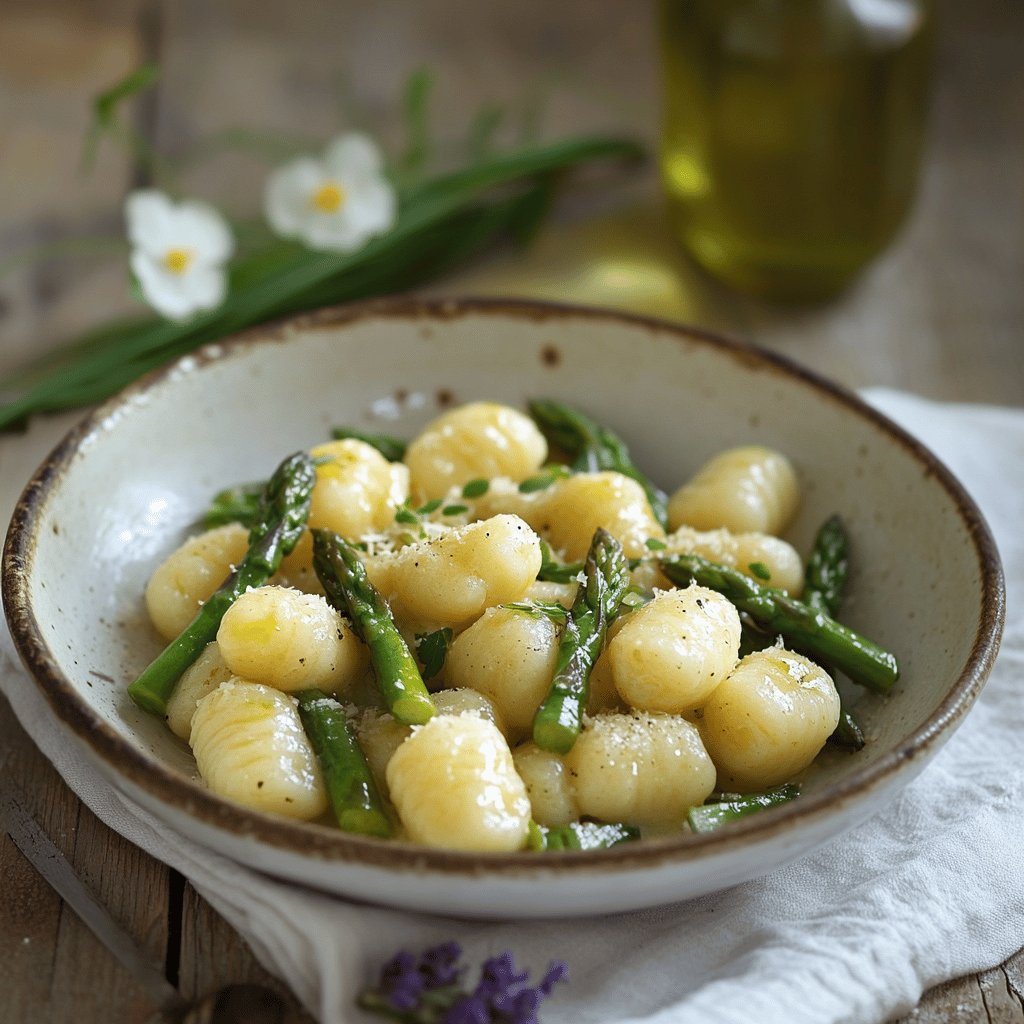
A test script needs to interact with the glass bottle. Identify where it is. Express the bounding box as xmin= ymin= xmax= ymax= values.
xmin=659 ymin=0 xmax=935 ymax=301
